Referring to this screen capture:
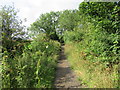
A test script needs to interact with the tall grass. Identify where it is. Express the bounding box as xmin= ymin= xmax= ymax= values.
xmin=64 ymin=43 xmax=119 ymax=88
